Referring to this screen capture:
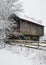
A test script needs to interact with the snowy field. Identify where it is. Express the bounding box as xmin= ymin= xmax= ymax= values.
xmin=0 ymin=44 xmax=46 ymax=65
